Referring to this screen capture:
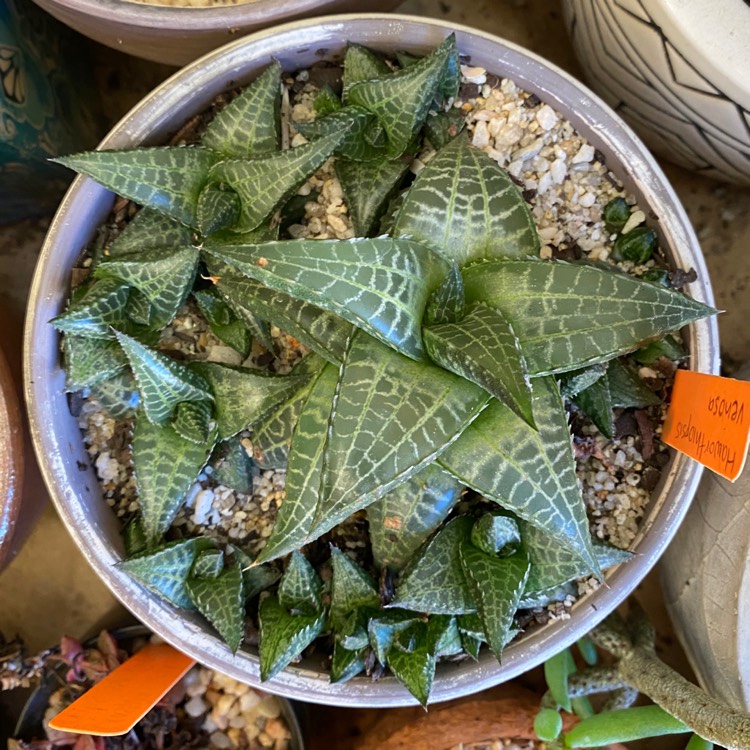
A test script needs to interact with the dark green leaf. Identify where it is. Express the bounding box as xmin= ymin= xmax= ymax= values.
xmin=187 ymin=559 xmax=245 ymax=652
xmin=119 ymin=537 xmax=214 ymax=609
xmin=559 ymin=363 xmax=608 ymax=399
xmin=209 ymin=436 xmax=254 ymax=494
xmin=106 ymin=208 xmax=193 ymax=259
xmin=330 ymin=642 xmax=366 ymax=684
xmin=428 ymin=615 xmax=463 ymax=657
xmin=191 ymin=361 xmax=308 ymax=440
xmin=55 ymin=148 xmax=217 ymax=227
xmin=196 ymin=186 xmax=240 ymax=235
xmin=172 ymin=399 xmax=214 ymax=444
xmin=123 ymin=518 xmax=147 ymax=557
xmin=202 ymin=62 xmax=281 ymax=157
xmin=461 ymin=633 xmax=482 ymax=660
xmin=613 ymin=226 xmax=657 ymax=264
xmin=393 ymin=133 xmax=539 ymax=266
xmin=367 ymin=610 xmax=422 ymax=665
xmin=63 ymin=335 xmax=128 ymax=390
xmin=313 ymin=84 xmax=342 ymax=116
xmin=393 ymin=516 xmax=477 ymax=614
xmin=125 ymin=289 xmax=154 ymax=327
xmin=229 ymin=545 xmax=281 ymax=600
xmin=368 ymin=463 xmax=463 ymax=572
xmin=329 ymin=547 xmax=380 ymax=629
xmin=342 ymin=44 xmax=391 ymax=101
xmin=258 ymin=595 xmax=325 ymax=681
xmin=278 ymin=551 xmax=323 ymax=615
xmin=633 ymin=335 xmax=686 ymax=364
xmin=424 ymin=108 xmax=466 ymax=149
xmin=131 ymin=416 xmax=215 ymax=544
xmin=544 ymin=648 xmax=573 ymax=712
xmin=462 ymin=260 xmax=713 ymax=375
xmin=52 ymin=278 xmax=130 ymax=339
xmin=205 ymin=237 xmax=449 ymax=360
xmin=193 ymin=288 xmax=252 ymax=358
xmin=191 ymin=548 xmax=224 ymax=578
xmin=602 ymin=197 xmax=630 ymax=234
xmin=470 ymin=513 xmax=521 ymax=556
xmin=297 ymin=106 xmax=388 ymax=162
xmin=459 ymin=544 xmax=529 ymax=659
xmin=572 ymin=373 xmax=614 ymax=438
xmin=387 ymin=621 xmax=435 ymax=706
xmin=424 ymin=302 xmax=534 ymax=427
xmin=115 ymin=331 xmax=213 ymax=425
xmin=607 ymin=359 xmax=660 ymax=408
xmin=425 ymin=263 xmax=465 ymax=326
xmin=89 ymin=370 xmax=140 ymax=418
